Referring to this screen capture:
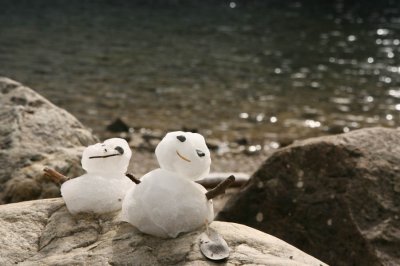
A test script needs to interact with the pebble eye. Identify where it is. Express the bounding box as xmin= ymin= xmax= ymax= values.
xmin=177 ymin=135 xmax=186 ymax=142
xmin=115 ymin=146 xmax=124 ymax=155
xmin=196 ymin=149 xmax=205 ymax=157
